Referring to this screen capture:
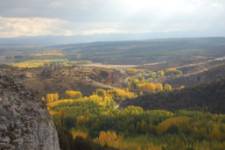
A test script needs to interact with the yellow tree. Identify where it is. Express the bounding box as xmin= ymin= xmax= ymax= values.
xmin=65 ymin=90 xmax=82 ymax=99
xmin=124 ymin=106 xmax=144 ymax=115
xmin=139 ymin=83 xmax=156 ymax=92
xmin=46 ymin=93 xmax=59 ymax=103
xmin=164 ymin=84 xmax=172 ymax=92
xmin=98 ymin=131 xmax=122 ymax=146
xmin=155 ymin=83 xmax=163 ymax=92
xmin=110 ymin=88 xmax=136 ymax=100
